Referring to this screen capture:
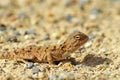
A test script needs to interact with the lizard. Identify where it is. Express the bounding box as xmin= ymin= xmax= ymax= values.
xmin=0 ymin=31 xmax=89 ymax=64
